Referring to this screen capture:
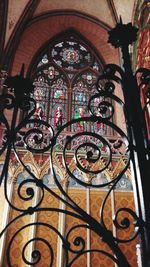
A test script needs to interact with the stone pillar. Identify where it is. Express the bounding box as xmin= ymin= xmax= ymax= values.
xmin=0 ymin=178 xmax=13 ymax=267
xmin=56 ymin=178 xmax=68 ymax=267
